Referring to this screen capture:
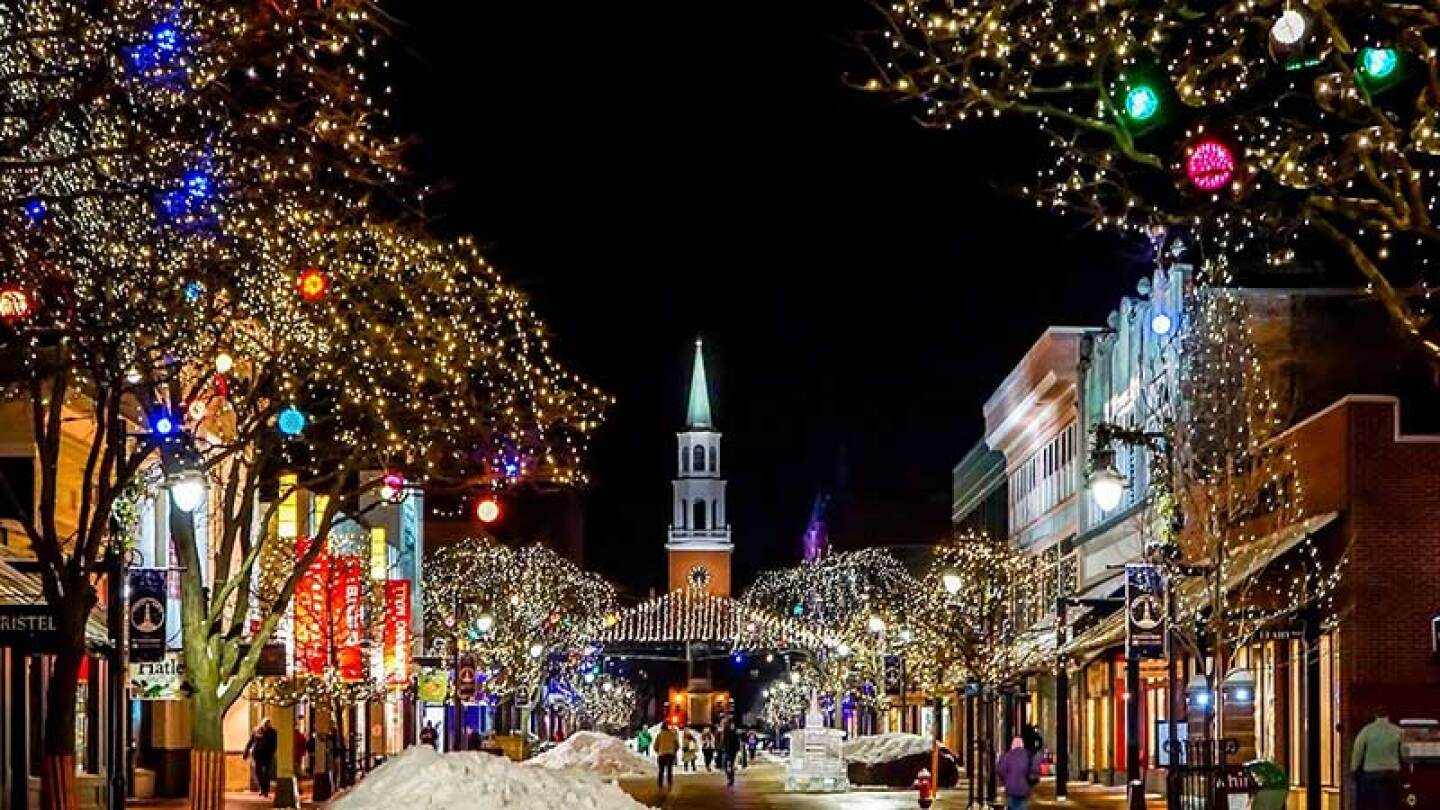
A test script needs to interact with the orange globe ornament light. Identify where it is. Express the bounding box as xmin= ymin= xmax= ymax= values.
xmin=0 ymin=287 xmax=32 ymax=323
xmin=297 ymin=267 xmax=330 ymax=302
xmin=475 ymin=496 xmax=501 ymax=524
